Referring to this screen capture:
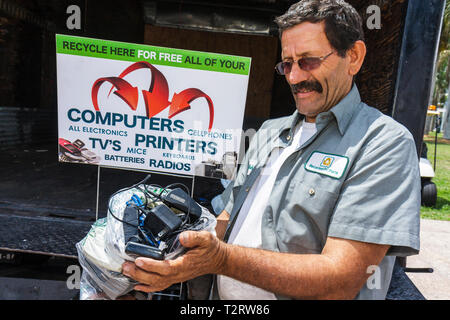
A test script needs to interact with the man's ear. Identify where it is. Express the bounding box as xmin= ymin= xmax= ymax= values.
xmin=347 ymin=40 xmax=366 ymax=76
